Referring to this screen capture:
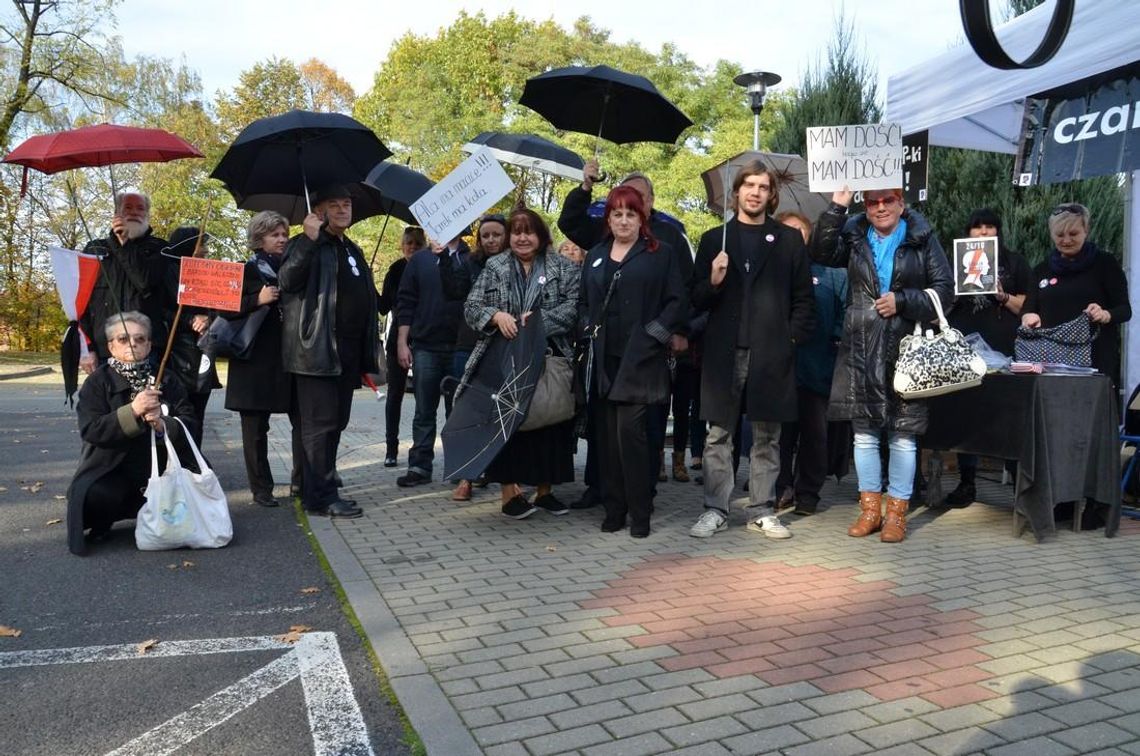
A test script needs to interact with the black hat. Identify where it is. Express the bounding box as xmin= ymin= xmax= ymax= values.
xmin=166 ymin=226 xmax=212 ymax=256
xmin=312 ymin=183 xmax=353 ymax=204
